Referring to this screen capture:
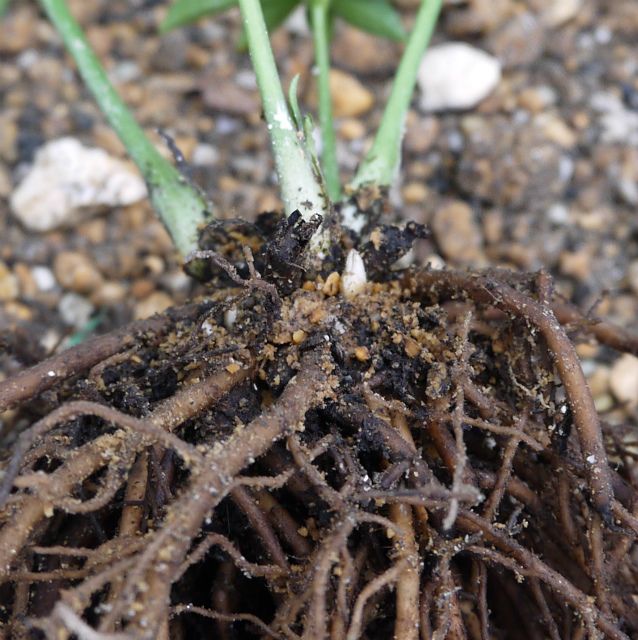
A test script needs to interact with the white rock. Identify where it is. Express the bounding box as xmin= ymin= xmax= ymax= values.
xmin=10 ymin=137 xmax=147 ymax=232
xmin=609 ymin=354 xmax=638 ymax=408
xmin=590 ymin=92 xmax=638 ymax=145
xmin=418 ymin=42 xmax=501 ymax=112
xmin=31 ymin=265 xmax=56 ymax=292
xmin=192 ymin=143 xmax=219 ymax=166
